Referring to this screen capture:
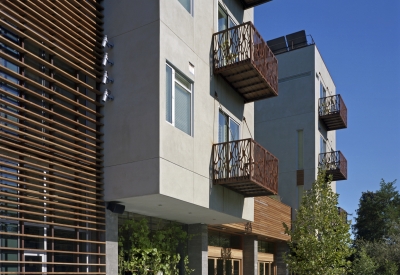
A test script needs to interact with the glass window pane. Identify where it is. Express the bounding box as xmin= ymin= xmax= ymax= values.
xmin=297 ymin=130 xmax=303 ymax=169
xmin=178 ymin=0 xmax=191 ymax=13
xmin=175 ymin=71 xmax=191 ymax=90
xmin=226 ymin=260 xmax=232 ymax=275
xmin=208 ymin=259 xmax=215 ymax=275
xmin=218 ymin=7 xmax=227 ymax=31
xmin=229 ymin=119 xmax=239 ymax=141
xmin=218 ymin=111 xmax=228 ymax=143
xmin=175 ymin=83 xmax=191 ymax=134
xmin=166 ymin=65 xmax=173 ymax=123
xmin=260 ymin=262 xmax=264 ymax=275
